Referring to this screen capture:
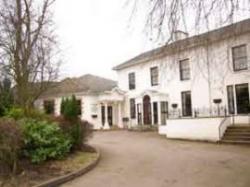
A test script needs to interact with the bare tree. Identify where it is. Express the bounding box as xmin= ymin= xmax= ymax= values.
xmin=128 ymin=0 xmax=250 ymax=42
xmin=0 ymin=0 xmax=60 ymax=109
xmin=127 ymin=0 xmax=250 ymax=114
